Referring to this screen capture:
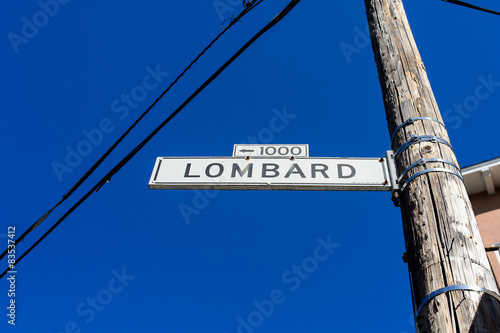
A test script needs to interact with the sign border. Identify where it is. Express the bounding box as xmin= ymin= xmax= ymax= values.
xmin=148 ymin=156 xmax=391 ymax=191
xmin=233 ymin=144 xmax=309 ymax=158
